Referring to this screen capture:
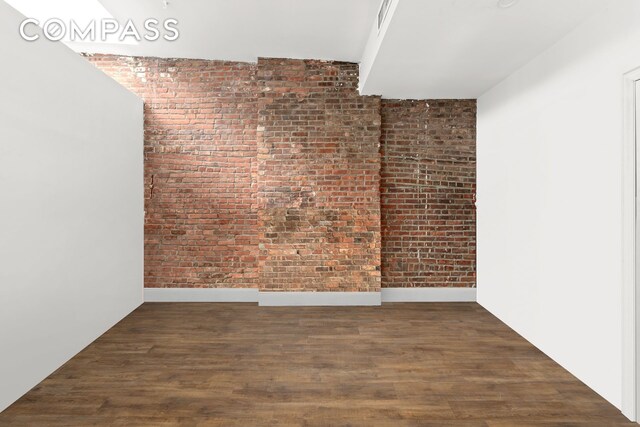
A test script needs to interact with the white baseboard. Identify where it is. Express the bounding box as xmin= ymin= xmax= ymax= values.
xmin=144 ymin=287 xmax=476 ymax=304
xmin=381 ymin=287 xmax=476 ymax=302
xmin=258 ymin=291 xmax=382 ymax=306
xmin=144 ymin=287 xmax=258 ymax=302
